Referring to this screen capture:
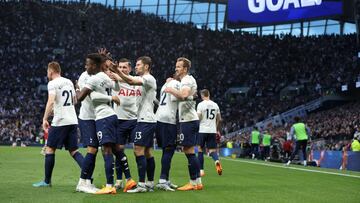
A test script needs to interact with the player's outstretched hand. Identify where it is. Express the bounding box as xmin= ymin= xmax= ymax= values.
xmin=98 ymin=48 xmax=111 ymax=58
xmin=109 ymin=72 xmax=121 ymax=81
xmin=112 ymin=96 xmax=120 ymax=105
xmin=42 ymin=120 xmax=50 ymax=131
xmin=107 ymin=61 xmax=120 ymax=74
